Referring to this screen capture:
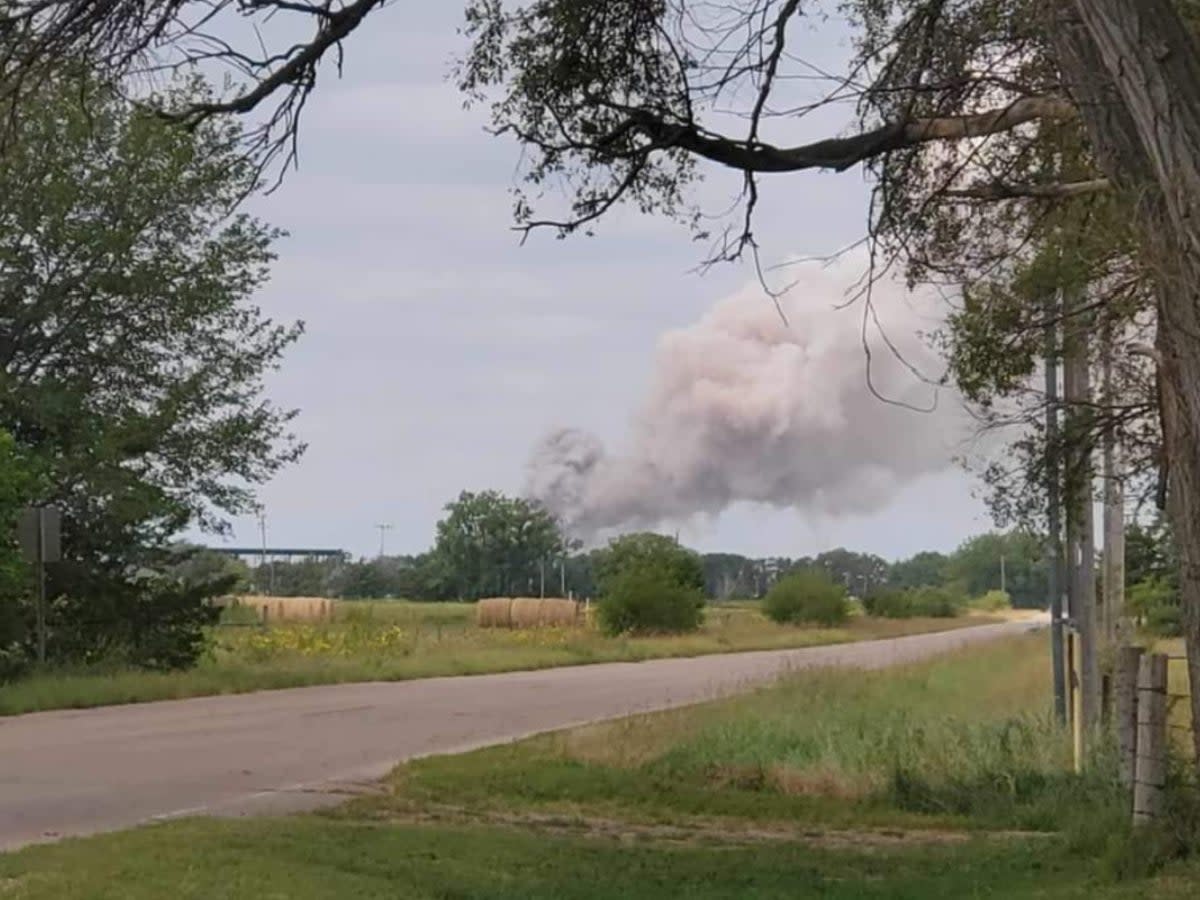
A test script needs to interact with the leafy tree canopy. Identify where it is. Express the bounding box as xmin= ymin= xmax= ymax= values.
xmin=431 ymin=490 xmax=564 ymax=600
